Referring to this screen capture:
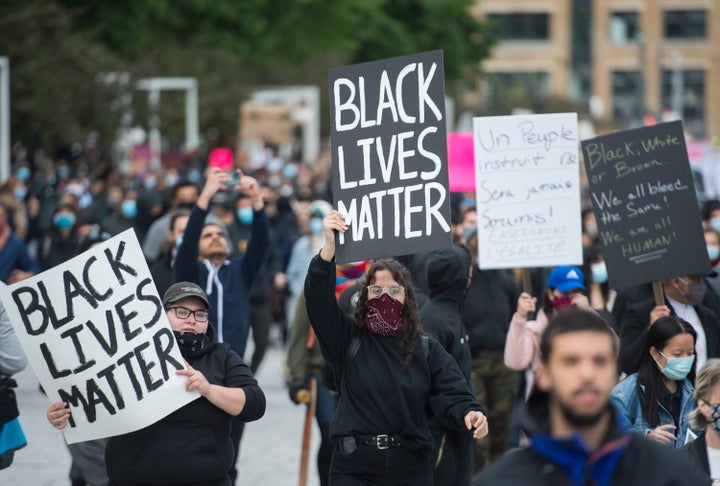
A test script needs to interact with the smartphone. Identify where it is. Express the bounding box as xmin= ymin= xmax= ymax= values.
xmin=222 ymin=171 xmax=241 ymax=187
